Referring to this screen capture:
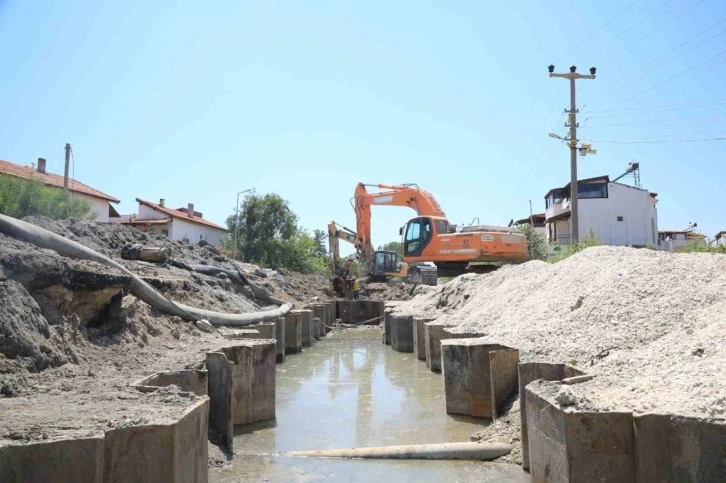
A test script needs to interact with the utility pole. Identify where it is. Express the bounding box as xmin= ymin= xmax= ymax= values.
xmin=548 ymin=65 xmax=596 ymax=244
xmin=63 ymin=143 xmax=71 ymax=190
